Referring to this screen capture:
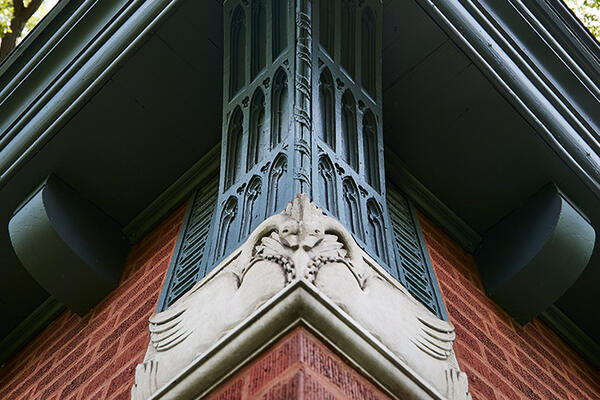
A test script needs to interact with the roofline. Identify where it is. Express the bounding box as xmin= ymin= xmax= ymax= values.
xmin=541 ymin=0 xmax=600 ymax=71
xmin=0 ymin=0 xmax=185 ymax=190
xmin=0 ymin=0 xmax=599 ymax=202
xmin=0 ymin=0 xmax=74 ymax=76
xmin=416 ymin=0 xmax=600 ymax=198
